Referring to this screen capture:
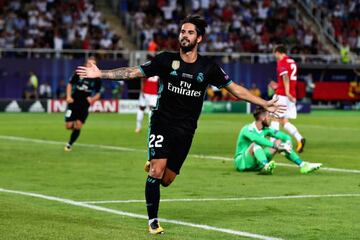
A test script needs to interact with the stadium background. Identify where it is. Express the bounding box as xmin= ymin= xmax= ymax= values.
xmin=0 ymin=0 xmax=359 ymax=239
